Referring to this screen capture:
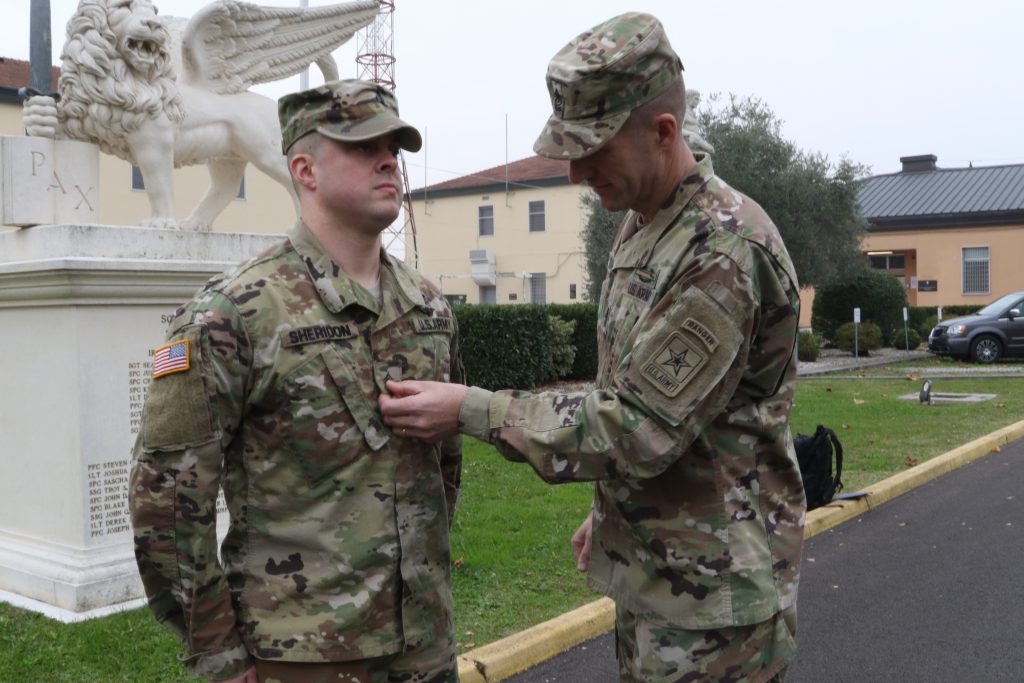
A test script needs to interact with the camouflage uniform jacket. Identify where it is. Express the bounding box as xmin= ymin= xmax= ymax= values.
xmin=460 ymin=154 xmax=804 ymax=629
xmin=130 ymin=220 xmax=463 ymax=680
